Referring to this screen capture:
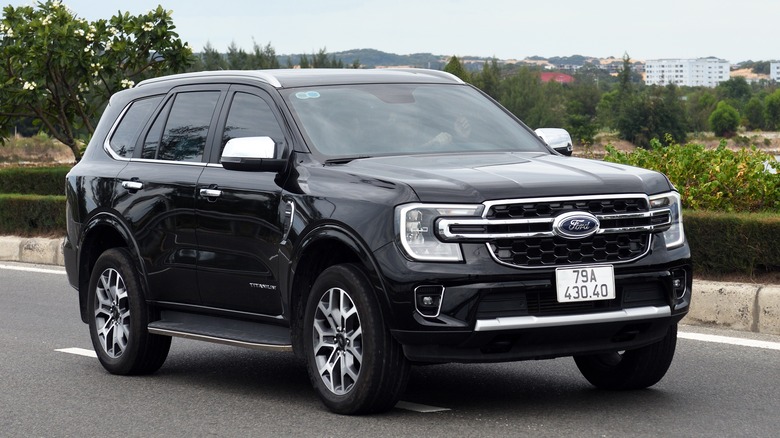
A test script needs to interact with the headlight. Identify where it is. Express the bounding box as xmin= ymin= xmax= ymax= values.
xmin=650 ymin=192 xmax=685 ymax=249
xmin=395 ymin=204 xmax=481 ymax=262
